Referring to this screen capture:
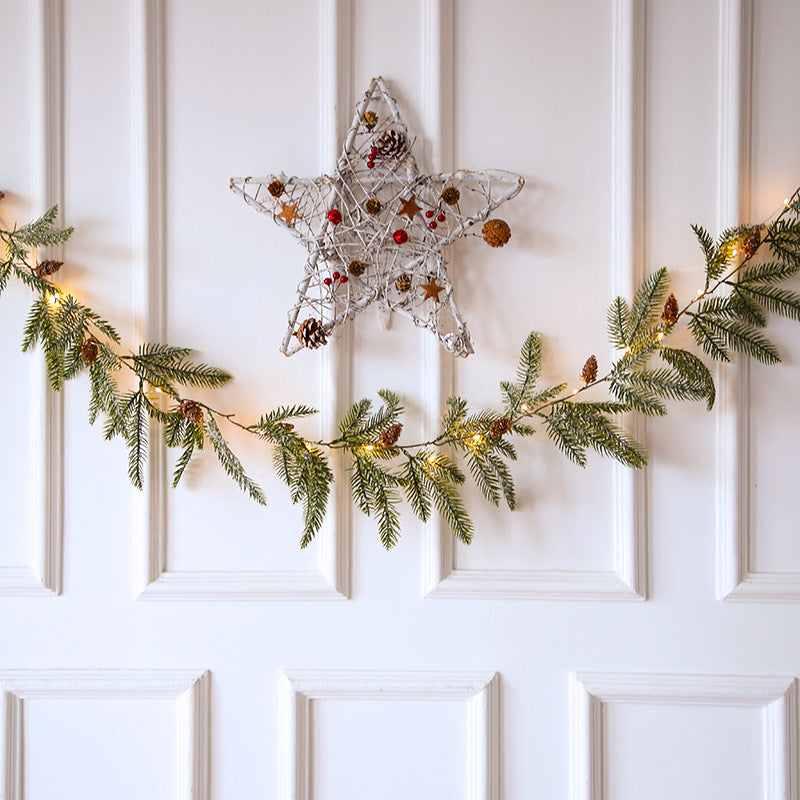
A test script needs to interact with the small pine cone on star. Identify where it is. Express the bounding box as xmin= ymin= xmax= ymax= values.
xmin=490 ymin=417 xmax=512 ymax=437
xmin=81 ymin=337 xmax=99 ymax=364
xmin=581 ymin=354 xmax=598 ymax=385
xmin=36 ymin=259 xmax=63 ymax=277
xmin=740 ymin=226 xmax=762 ymax=256
xmin=179 ymin=400 xmax=203 ymax=426
xmin=296 ymin=318 xmax=328 ymax=349
xmin=482 ymin=219 xmax=511 ymax=247
xmin=661 ymin=292 xmax=679 ymax=325
xmin=379 ymin=423 xmax=403 ymax=447
xmin=375 ymin=129 xmax=406 ymax=158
